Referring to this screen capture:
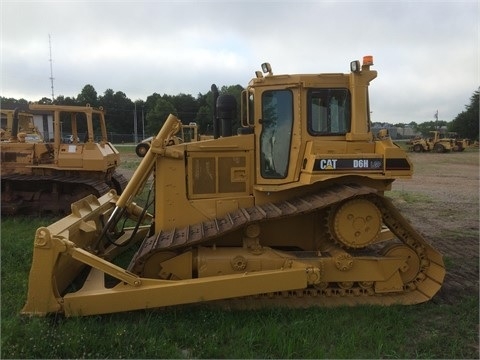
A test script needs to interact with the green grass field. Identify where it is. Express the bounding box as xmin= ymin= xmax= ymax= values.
xmin=2 ymin=218 xmax=479 ymax=358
